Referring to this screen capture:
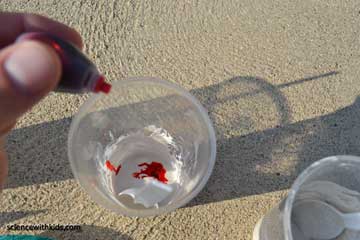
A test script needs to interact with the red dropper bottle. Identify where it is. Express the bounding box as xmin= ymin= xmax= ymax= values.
xmin=16 ymin=32 xmax=112 ymax=94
